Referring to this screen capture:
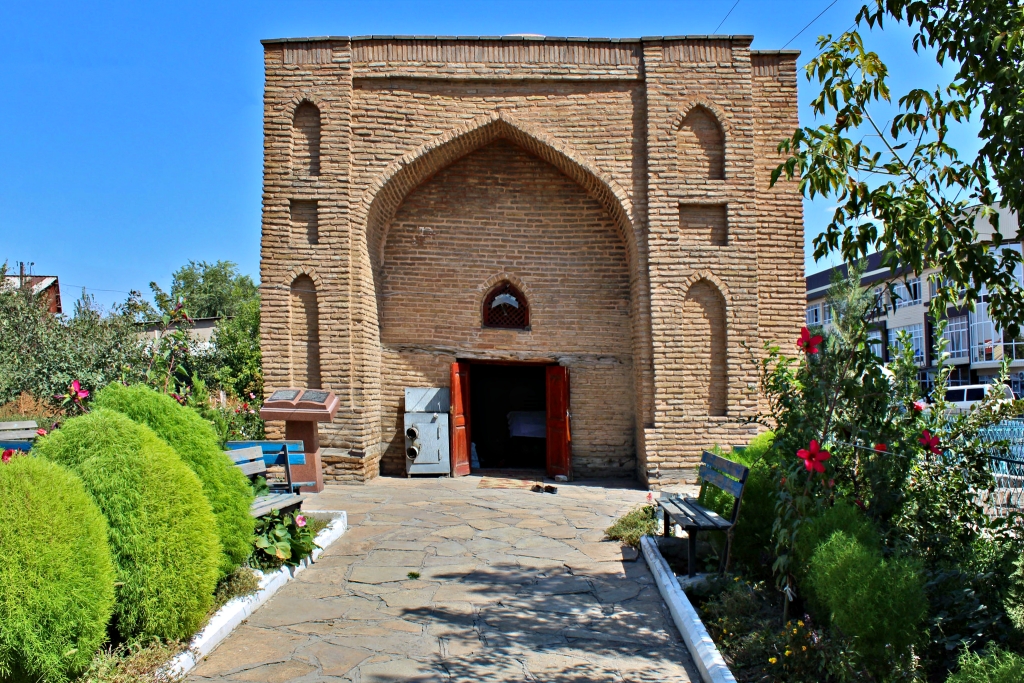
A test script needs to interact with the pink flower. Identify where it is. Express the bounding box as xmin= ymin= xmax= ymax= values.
xmin=71 ymin=380 xmax=89 ymax=400
xmin=919 ymin=430 xmax=941 ymax=455
xmin=295 ymin=515 xmax=307 ymax=528
xmin=2 ymin=449 xmax=13 ymax=463
xmin=797 ymin=327 xmax=824 ymax=354
xmin=827 ymin=478 xmax=835 ymax=488
xmin=797 ymin=440 xmax=831 ymax=473
xmin=249 ymin=392 xmax=256 ymax=399
xmin=36 ymin=428 xmax=47 ymax=436
xmin=646 ymin=491 xmax=654 ymax=504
